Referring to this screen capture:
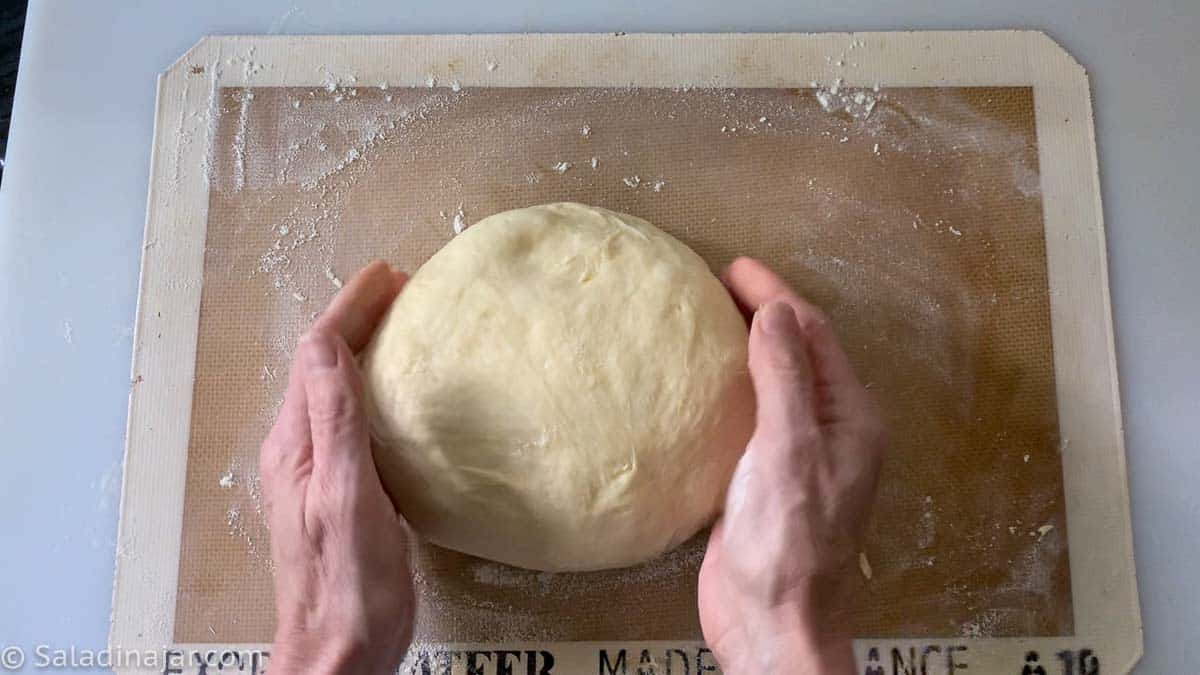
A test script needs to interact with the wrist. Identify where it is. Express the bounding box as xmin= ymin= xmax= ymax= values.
xmin=722 ymin=624 xmax=854 ymax=675
xmin=719 ymin=583 xmax=856 ymax=675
